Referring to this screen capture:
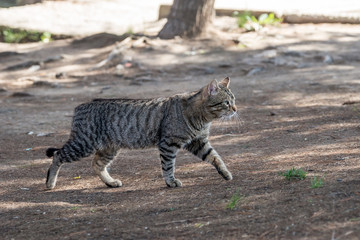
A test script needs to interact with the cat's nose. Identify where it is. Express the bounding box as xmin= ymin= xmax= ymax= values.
xmin=231 ymin=105 xmax=237 ymax=112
